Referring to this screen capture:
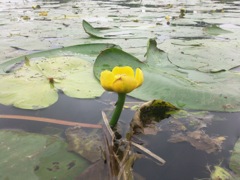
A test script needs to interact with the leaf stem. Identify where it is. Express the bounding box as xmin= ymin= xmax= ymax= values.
xmin=109 ymin=93 xmax=126 ymax=128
